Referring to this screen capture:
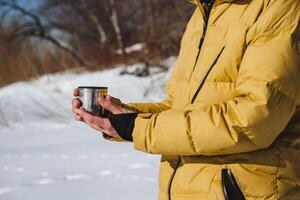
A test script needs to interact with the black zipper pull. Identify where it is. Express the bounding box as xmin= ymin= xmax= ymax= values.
xmin=222 ymin=169 xmax=246 ymax=200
